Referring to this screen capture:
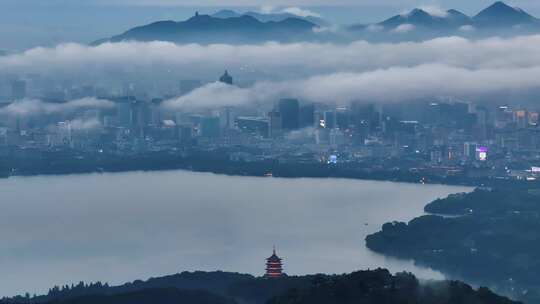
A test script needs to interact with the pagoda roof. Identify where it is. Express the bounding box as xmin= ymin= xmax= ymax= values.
xmin=266 ymin=247 xmax=282 ymax=262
